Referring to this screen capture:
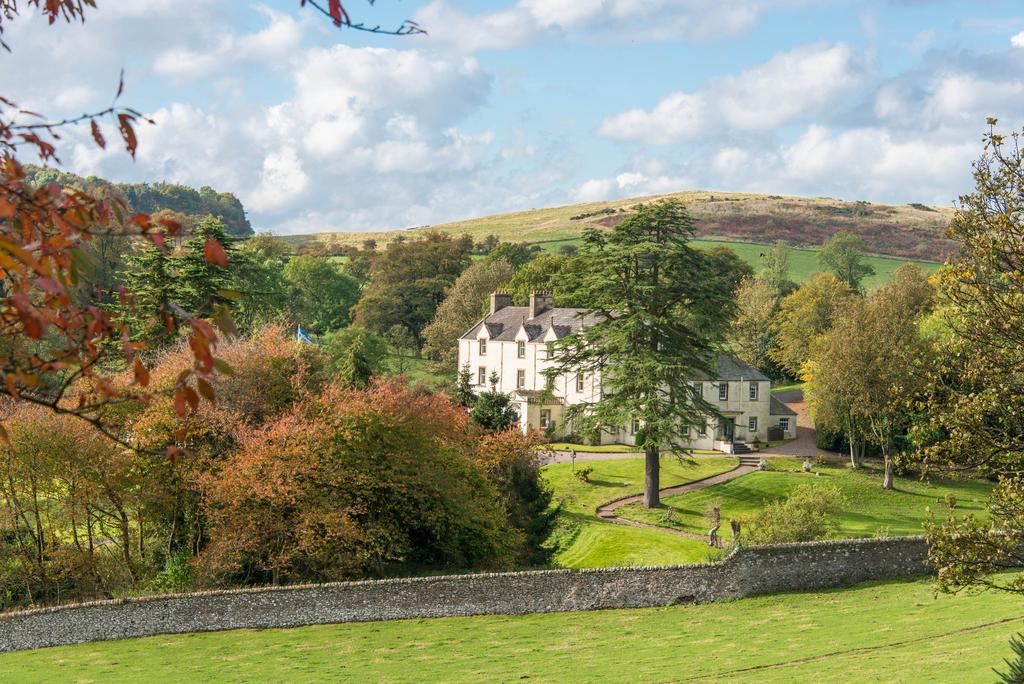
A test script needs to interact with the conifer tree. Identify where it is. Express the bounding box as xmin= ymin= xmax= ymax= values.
xmin=173 ymin=216 xmax=238 ymax=315
xmin=117 ymin=241 xmax=178 ymax=348
xmin=547 ymin=200 xmax=737 ymax=507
